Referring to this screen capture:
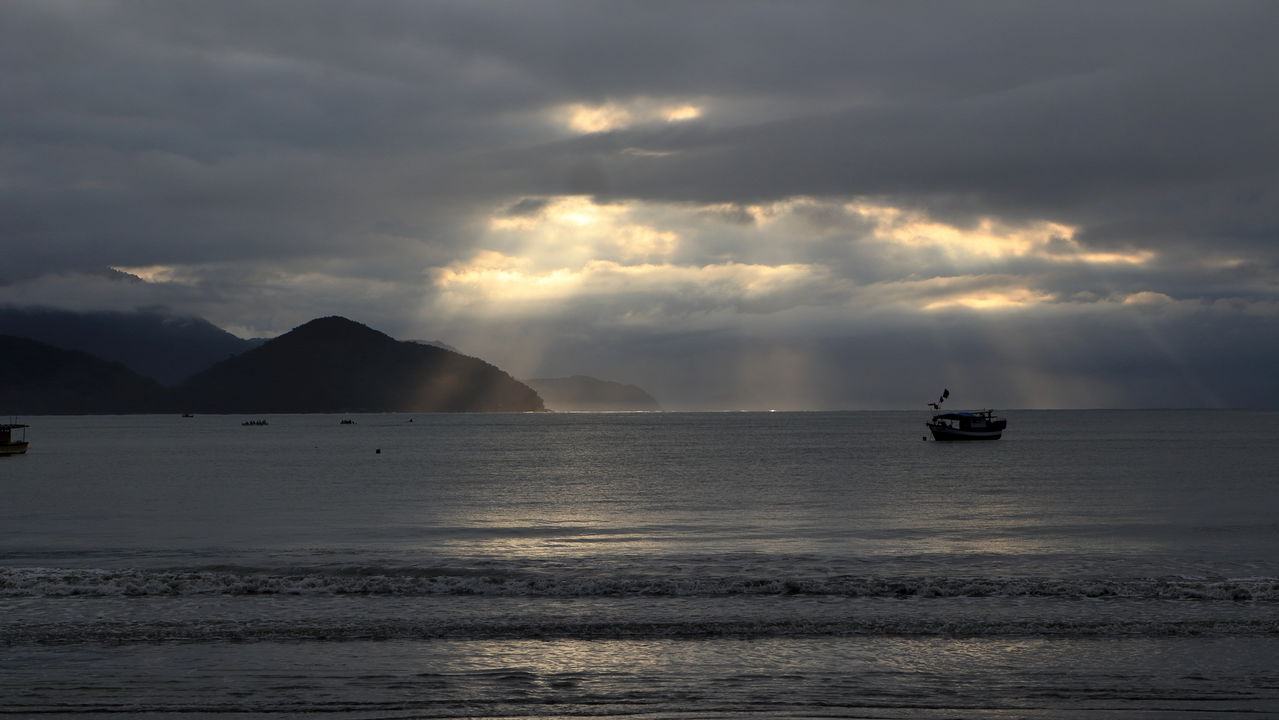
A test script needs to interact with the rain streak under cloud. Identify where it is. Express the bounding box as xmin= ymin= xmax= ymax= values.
xmin=2 ymin=0 xmax=1277 ymax=409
